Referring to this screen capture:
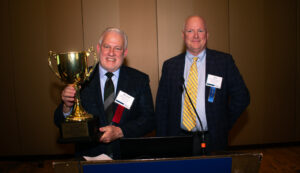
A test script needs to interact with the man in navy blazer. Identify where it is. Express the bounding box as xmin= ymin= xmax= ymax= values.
xmin=54 ymin=27 xmax=155 ymax=158
xmin=155 ymin=16 xmax=250 ymax=153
